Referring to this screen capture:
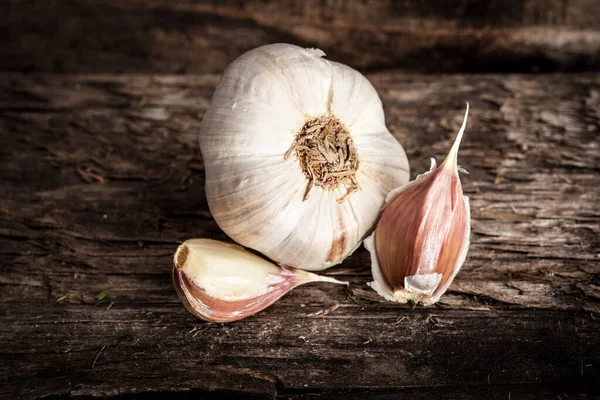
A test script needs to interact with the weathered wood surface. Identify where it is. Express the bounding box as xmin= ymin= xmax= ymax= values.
xmin=1 ymin=72 xmax=599 ymax=399
xmin=3 ymin=0 xmax=600 ymax=74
